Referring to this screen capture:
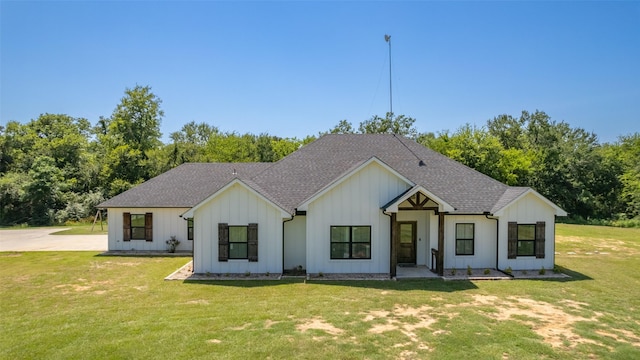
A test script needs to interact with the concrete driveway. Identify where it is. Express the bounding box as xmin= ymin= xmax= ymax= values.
xmin=0 ymin=228 xmax=107 ymax=251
